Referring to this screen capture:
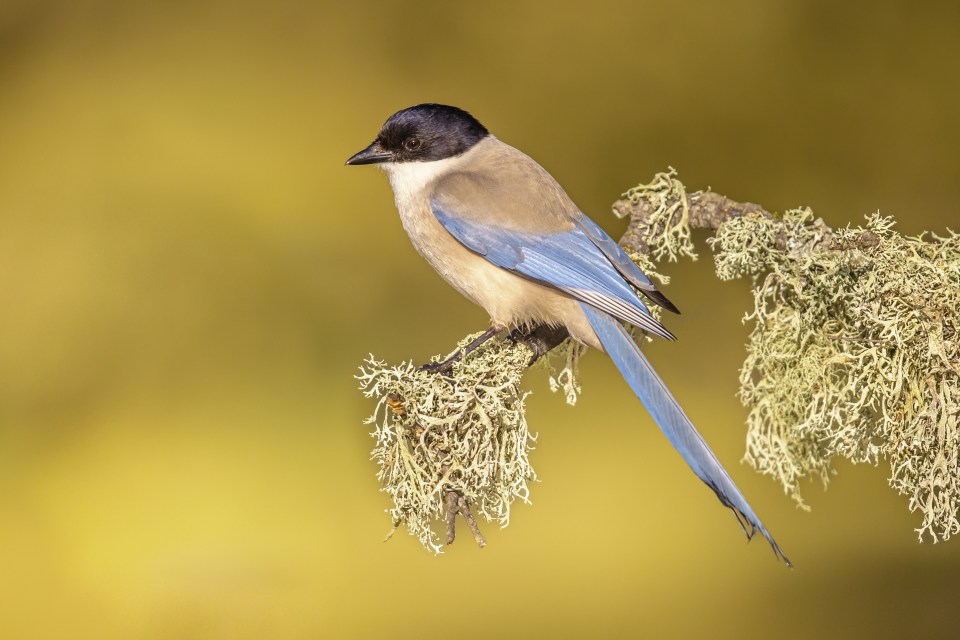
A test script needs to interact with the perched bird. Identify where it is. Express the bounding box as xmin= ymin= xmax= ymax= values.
xmin=346 ymin=103 xmax=789 ymax=565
